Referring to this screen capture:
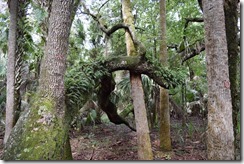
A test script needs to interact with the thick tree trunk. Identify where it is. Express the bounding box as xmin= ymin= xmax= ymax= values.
xmin=3 ymin=0 xmax=74 ymax=160
xmin=224 ymin=0 xmax=240 ymax=158
xmin=159 ymin=0 xmax=172 ymax=151
xmin=121 ymin=0 xmax=153 ymax=160
xmin=202 ymin=0 xmax=234 ymax=160
xmin=4 ymin=0 xmax=18 ymax=144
